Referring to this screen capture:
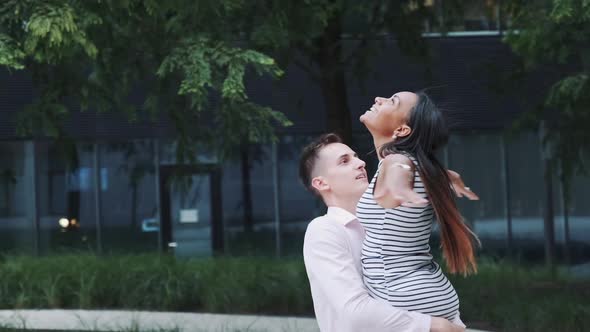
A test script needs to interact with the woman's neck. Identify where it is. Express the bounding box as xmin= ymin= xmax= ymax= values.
xmin=372 ymin=134 xmax=393 ymax=161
